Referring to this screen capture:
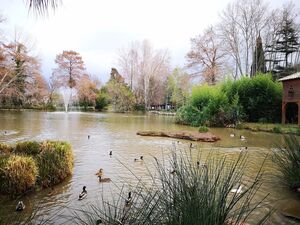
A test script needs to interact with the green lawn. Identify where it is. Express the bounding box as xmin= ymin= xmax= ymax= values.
xmin=237 ymin=122 xmax=300 ymax=135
